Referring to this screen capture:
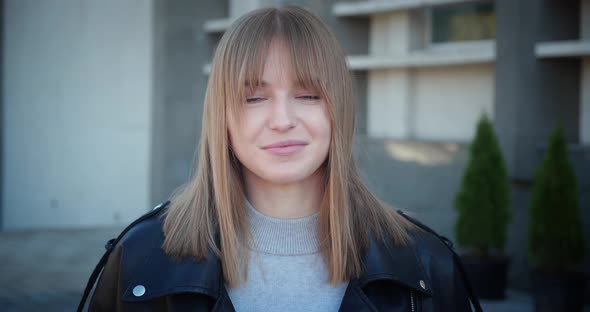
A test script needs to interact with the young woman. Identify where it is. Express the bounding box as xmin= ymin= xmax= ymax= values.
xmin=80 ymin=5 xmax=481 ymax=312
